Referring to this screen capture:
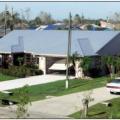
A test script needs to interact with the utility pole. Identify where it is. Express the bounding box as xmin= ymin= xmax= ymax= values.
xmin=66 ymin=12 xmax=72 ymax=89
xmin=10 ymin=7 xmax=14 ymax=31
